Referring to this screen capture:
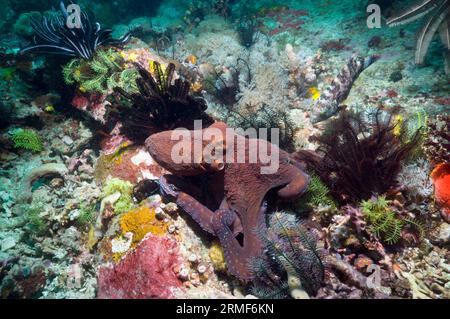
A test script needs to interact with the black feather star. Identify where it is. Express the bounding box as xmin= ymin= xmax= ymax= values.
xmin=20 ymin=1 xmax=131 ymax=60
xmin=113 ymin=61 xmax=214 ymax=143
